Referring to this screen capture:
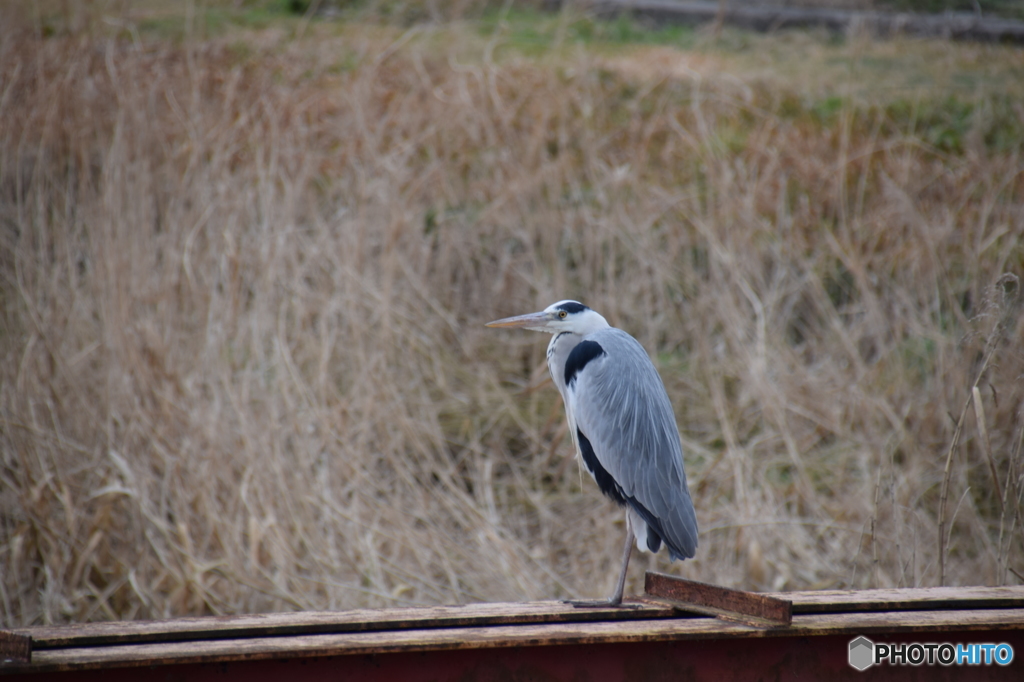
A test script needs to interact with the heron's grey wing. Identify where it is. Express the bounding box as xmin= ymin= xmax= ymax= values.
xmin=568 ymin=328 xmax=698 ymax=559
